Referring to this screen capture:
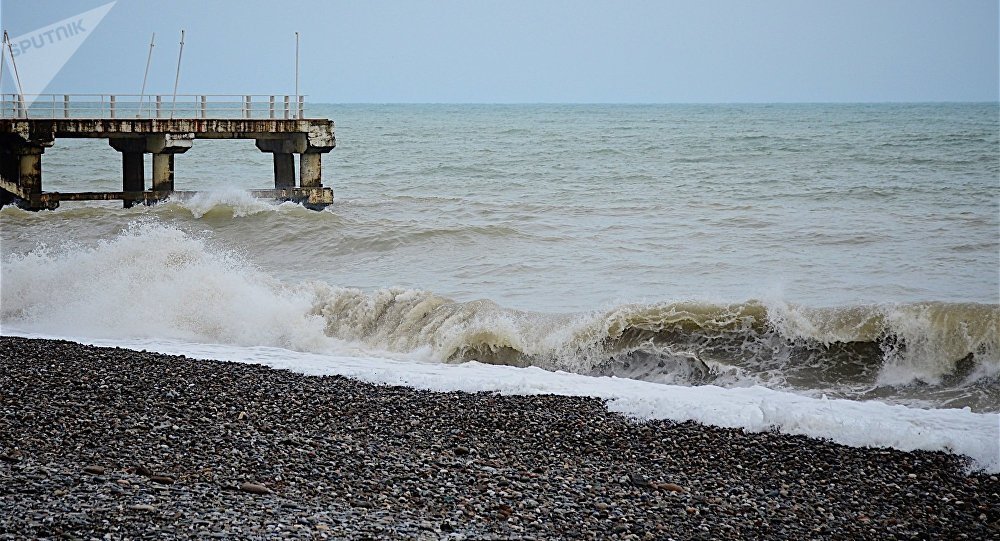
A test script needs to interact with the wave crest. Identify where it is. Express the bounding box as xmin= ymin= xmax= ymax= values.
xmin=3 ymin=223 xmax=997 ymax=410
xmin=308 ymin=287 xmax=999 ymax=408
